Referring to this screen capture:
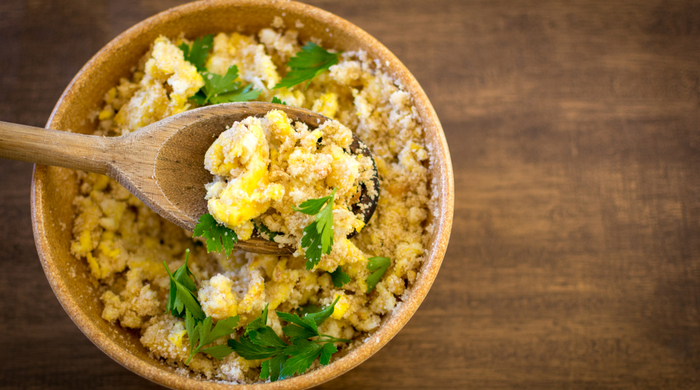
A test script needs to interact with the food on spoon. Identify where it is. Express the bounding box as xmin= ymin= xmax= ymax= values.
xmin=202 ymin=110 xmax=374 ymax=267
xmin=70 ymin=22 xmax=432 ymax=383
